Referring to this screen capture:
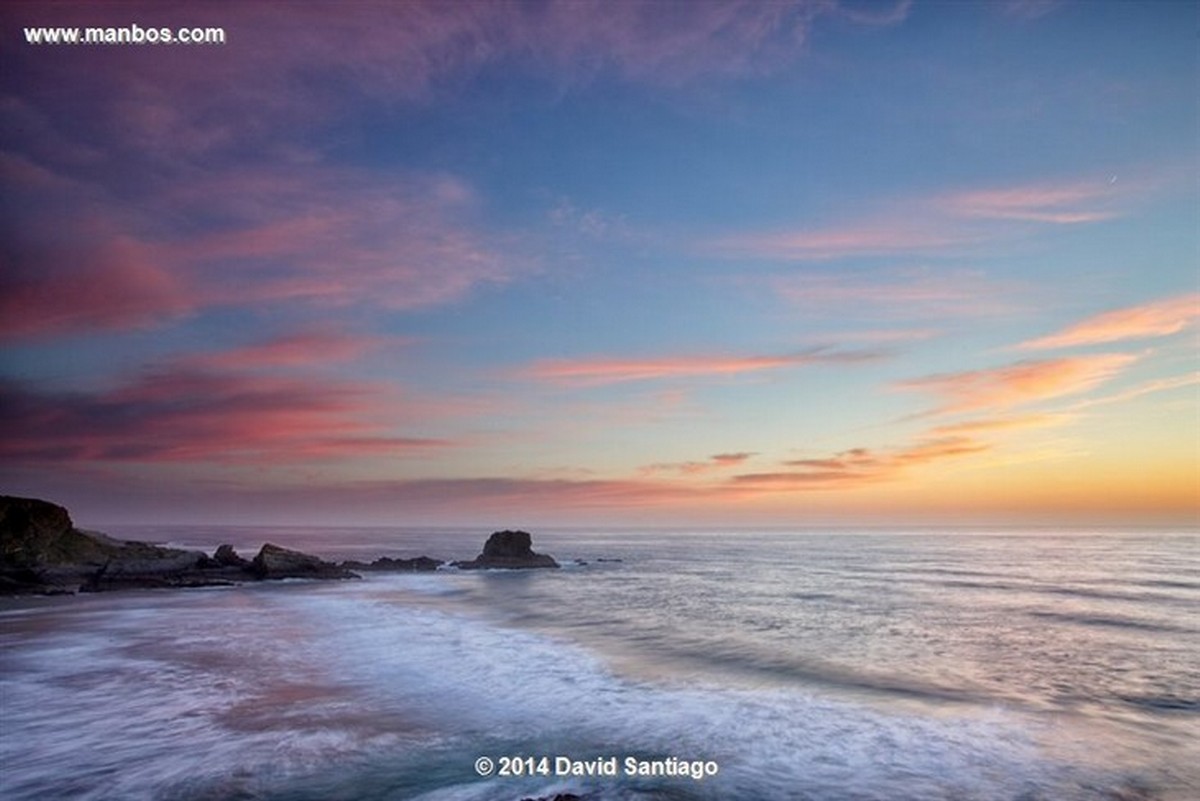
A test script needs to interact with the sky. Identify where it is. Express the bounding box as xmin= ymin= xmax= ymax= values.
xmin=1 ymin=0 xmax=1197 ymax=529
